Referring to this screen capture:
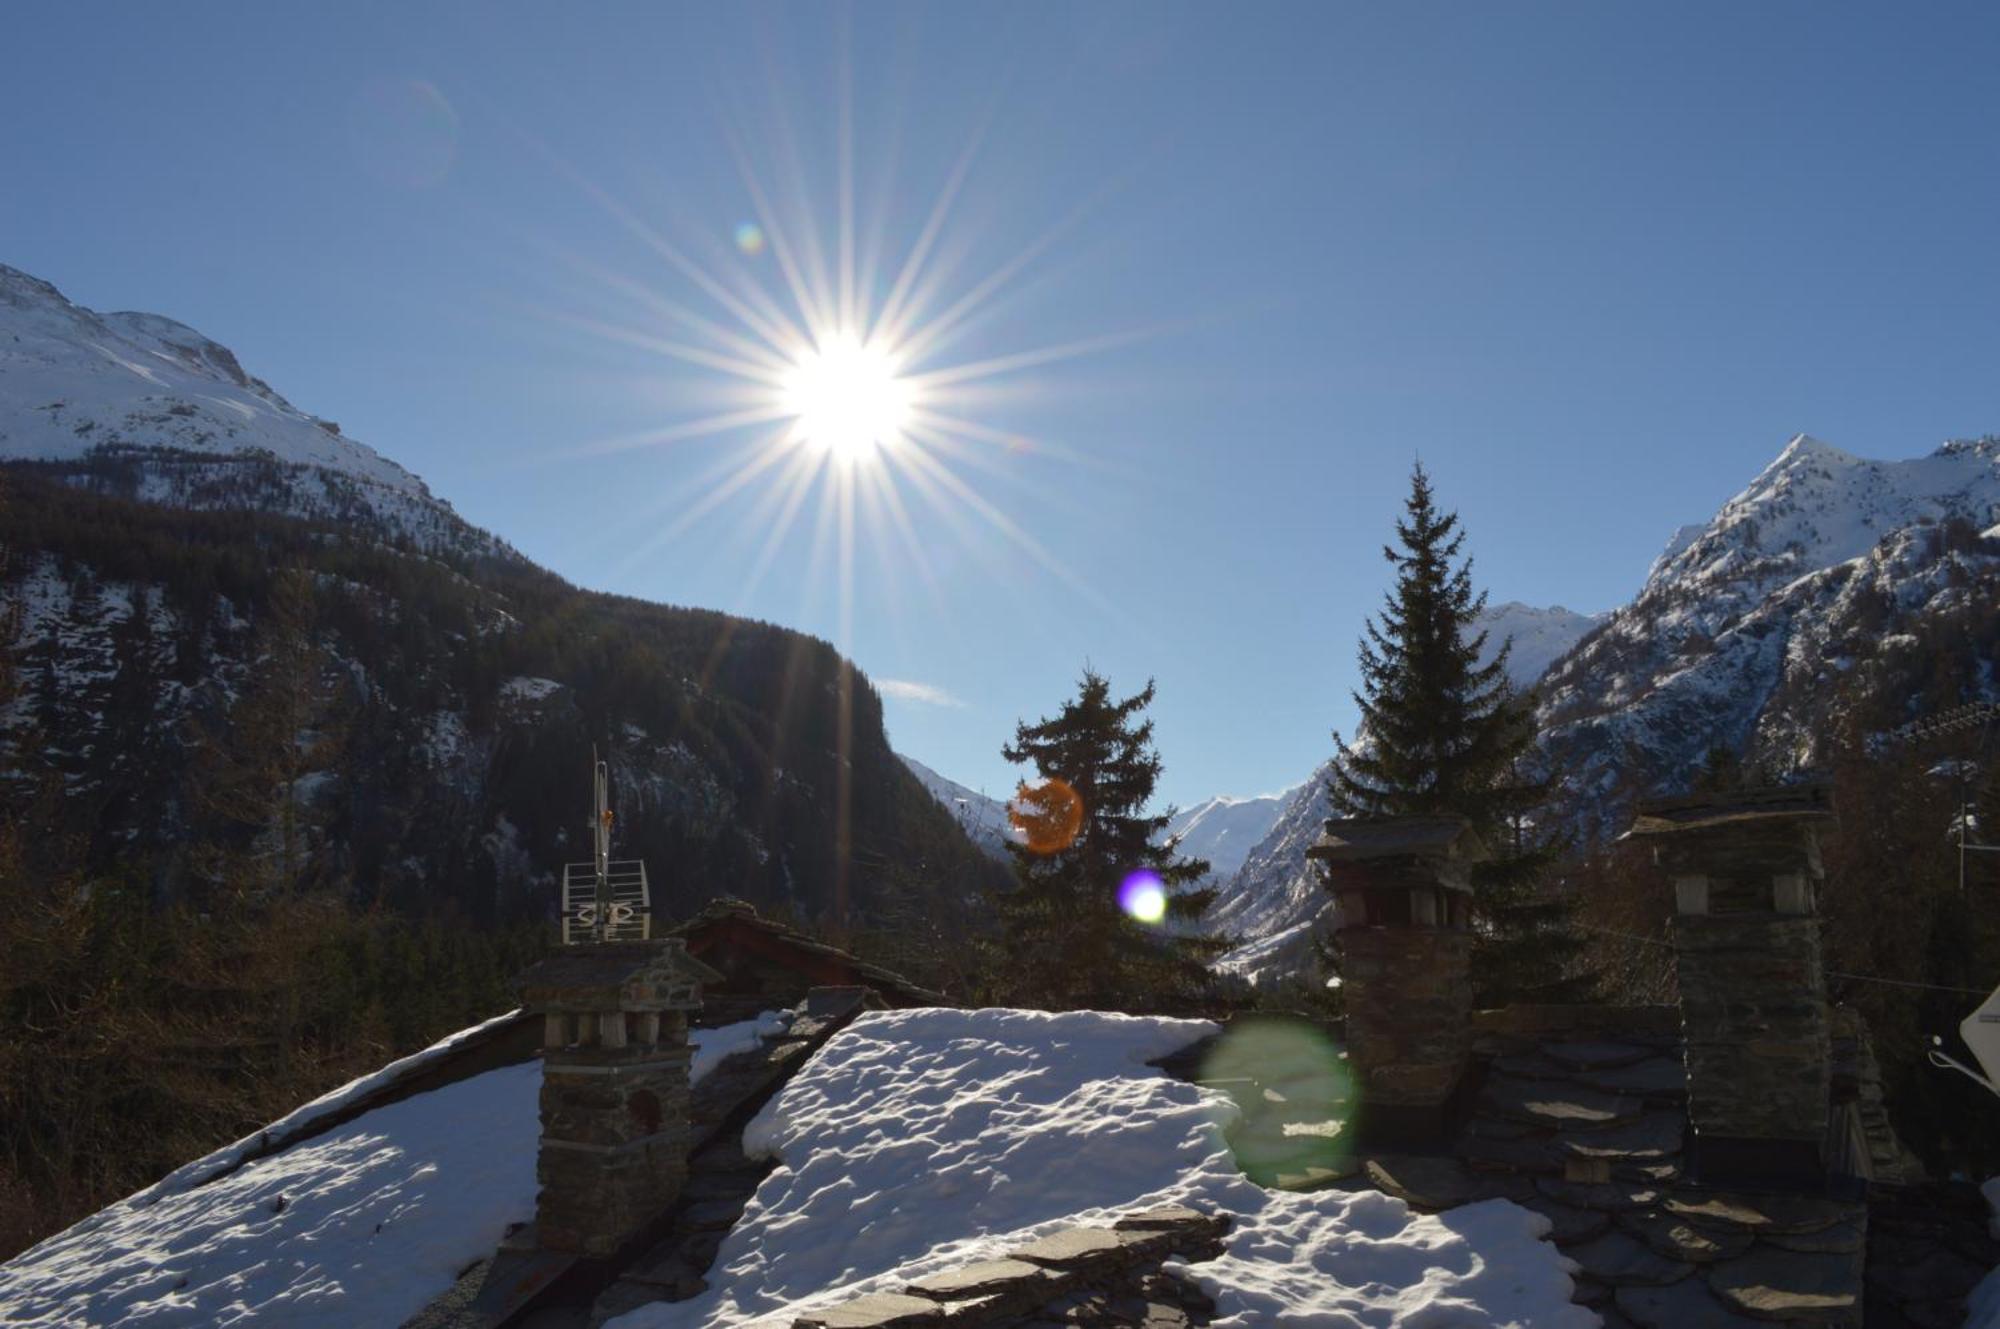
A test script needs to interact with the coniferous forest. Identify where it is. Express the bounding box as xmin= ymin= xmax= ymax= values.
xmin=0 ymin=457 xmax=1008 ymax=1255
